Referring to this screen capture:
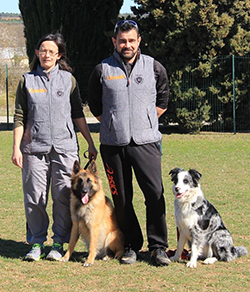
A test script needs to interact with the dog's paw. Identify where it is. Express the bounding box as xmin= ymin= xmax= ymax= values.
xmin=186 ymin=261 xmax=197 ymax=268
xmin=83 ymin=261 xmax=93 ymax=267
xmin=203 ymin=257 xmax=218 ymax=265
xmin=59 ymin=257 xmax=69 ymax=262
xmin=102 ymin=255 xmax=111 ymax=261
xmin=170 ymin=255 xmax=179 ymax=262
